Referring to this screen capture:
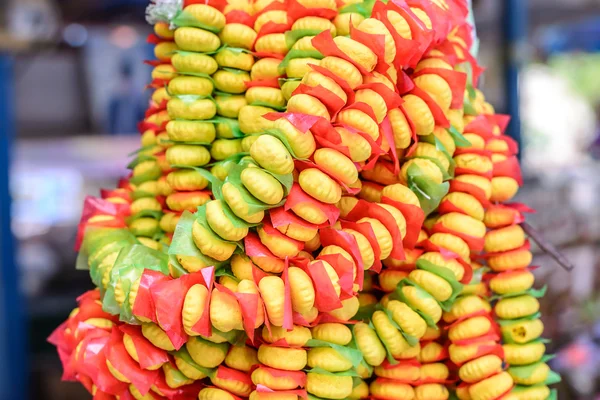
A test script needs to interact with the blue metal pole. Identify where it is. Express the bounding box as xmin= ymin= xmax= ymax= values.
xmin=503 ymin=0 xmax=527 ymax=158
xmin=0 ymin=55 xmax=27 ymax=400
